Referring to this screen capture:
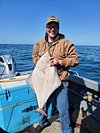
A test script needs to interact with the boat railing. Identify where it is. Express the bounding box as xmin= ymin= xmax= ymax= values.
xmin=67 ymin=70 xmax=100 ymax=129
